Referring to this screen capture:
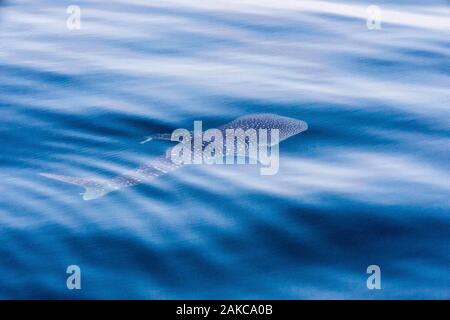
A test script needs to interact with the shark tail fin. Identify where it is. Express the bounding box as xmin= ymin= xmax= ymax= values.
xmin=140 ymin=133 xmax=173 ymax=144
xmin=39 ymin=173 xmax=116 ymax=200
